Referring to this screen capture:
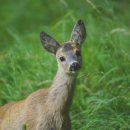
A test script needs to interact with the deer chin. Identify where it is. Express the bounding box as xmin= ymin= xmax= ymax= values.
xmin=71 ymin=71 xmax=77 ymax=74
xmin=68 ymin=66 xmax=81 ymax=74
xmin=66 ymin=70 xmax=79 ymax=75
